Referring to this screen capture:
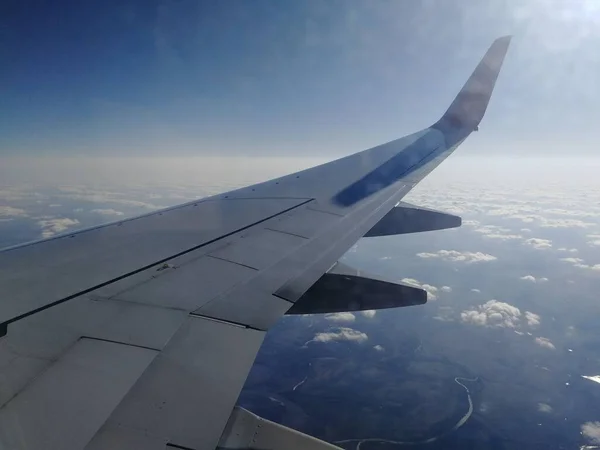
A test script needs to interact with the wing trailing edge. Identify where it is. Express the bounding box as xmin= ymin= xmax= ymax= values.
xmin=285 ymin=262 xmax=427 ymax=315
